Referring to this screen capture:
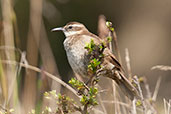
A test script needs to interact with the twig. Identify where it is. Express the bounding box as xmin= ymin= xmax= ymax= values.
xmin=72 ymin=103 xmax=82 ymax=113
xmin=152 ymin=76 xmax=161 ymax=101
xmin=163 ymin=98 xmax=171 ymax=114
xmin=106 ymin=21 xmax=122 ymax=114
xmin=143 ymin=77 xmax=152 ymax=99
xmin=125 ymin=48 xmax=132 ymax=78
xmin=164 ymin=99 xmax=167 ymax=114
xmin=83 ymin=83 xmax=90 ymax=91
xmin=98 ymin=17 xmax=122 ymax=114
xmin=0 ymin=104 xmax=7 ymax=112
xmin=108 ymin=29 xmax=114 ymax=52
xmin=1 ymin=60 xmax=80 ymax=99
xmin=82 ymin=103 xmax=88 ymax=114
xmin=168 ymin=99 xmax=171 ymax=114
xmin=143 ymin=76 xmax=158 ymax=113
xmin=163 ymin=99 xmax=171 ymax=114
xmin=132 ymin=99 xmax=137 ymax=114
xmin=133 ymin=76 xmax=146 ymax=113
